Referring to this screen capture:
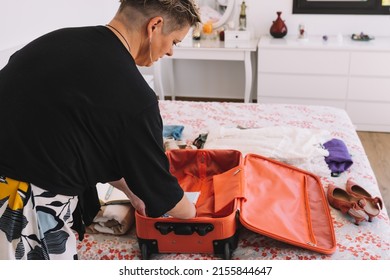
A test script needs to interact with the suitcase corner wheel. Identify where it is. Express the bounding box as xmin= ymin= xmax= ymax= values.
xmin=137 ymin=231 xmax=239 ymax=260
xmin=138 ymin=239 xmax=158 ymax=260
